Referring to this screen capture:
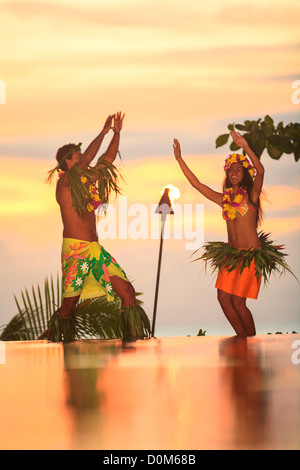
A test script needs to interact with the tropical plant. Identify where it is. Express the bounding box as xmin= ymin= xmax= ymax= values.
xmin=0 ymin=274 xmax=143 ymax=341
xmin=216 ymin=115 xmax=300 ymax=161
xmin=197 ymin=329 xmax=206 ymax=336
